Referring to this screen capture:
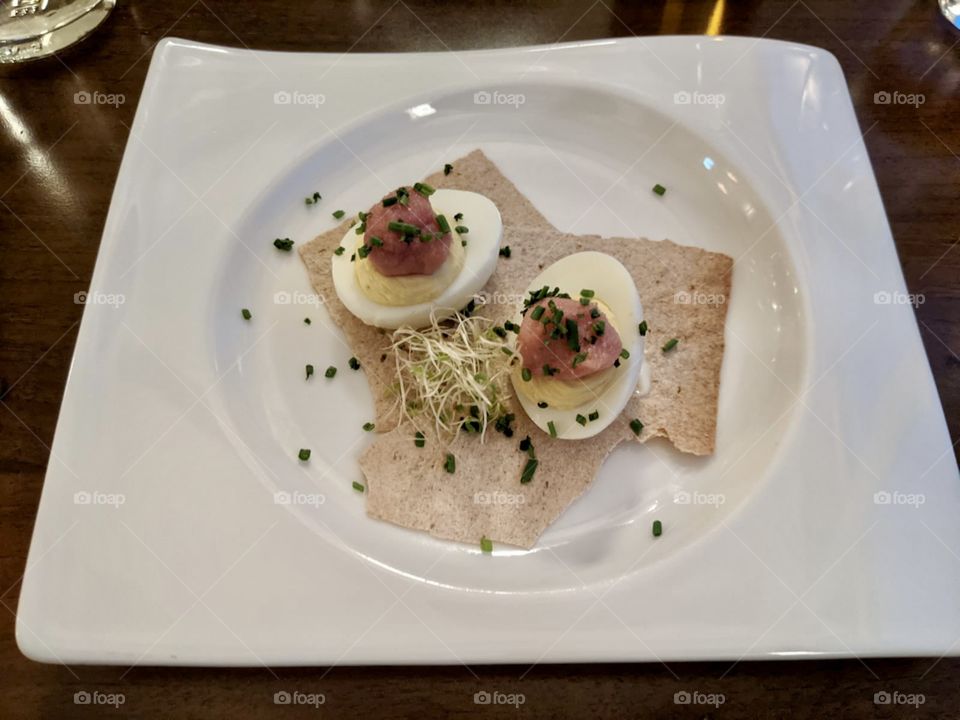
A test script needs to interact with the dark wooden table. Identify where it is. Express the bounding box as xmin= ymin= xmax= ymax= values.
xmin=1 ymin=1 xmax=958 ymax=717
